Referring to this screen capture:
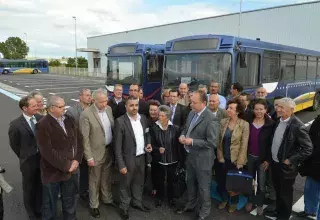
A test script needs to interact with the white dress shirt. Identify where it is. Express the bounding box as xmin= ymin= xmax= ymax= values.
xmin=127 ymin=113 xmax=145 ymax=156
xmin=95 ymin=105 xmax=113 ymax=146
xmin=23 ymin=113 xmax=37 ymax=129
